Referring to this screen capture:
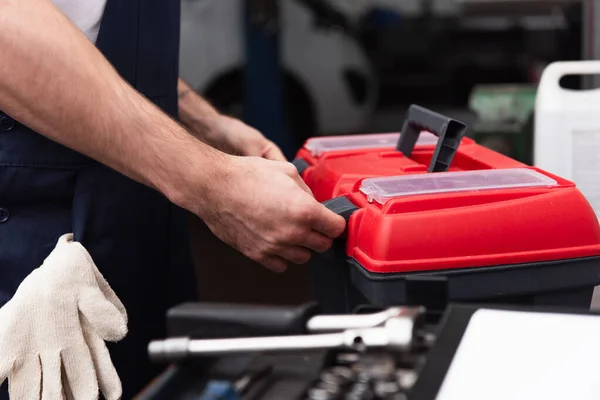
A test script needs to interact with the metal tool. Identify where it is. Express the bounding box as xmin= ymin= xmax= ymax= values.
xmin=148 ymin=316 xmax=419 ymax=363
xmin=166 ymin=302 xmax=424 ymax=340
xmin=304 ymin=351 xmax=418 ymax=400
xmin=307 ymin=307 xmax=424 ymax=333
